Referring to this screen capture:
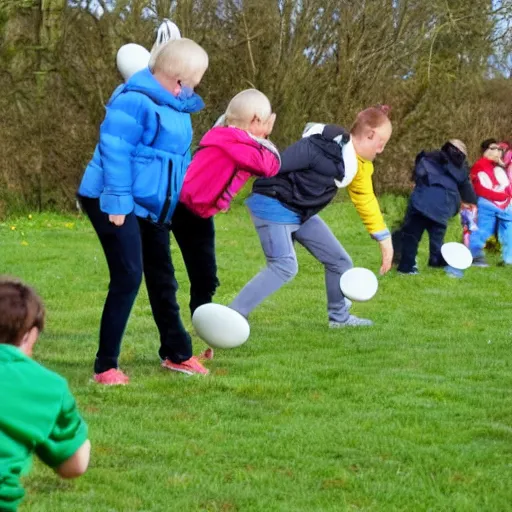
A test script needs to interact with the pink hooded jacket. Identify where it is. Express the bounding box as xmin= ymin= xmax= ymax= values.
xmin=180 ymin=126 xmax=280 ymax=218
